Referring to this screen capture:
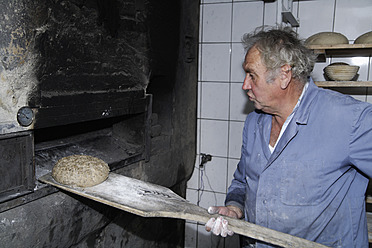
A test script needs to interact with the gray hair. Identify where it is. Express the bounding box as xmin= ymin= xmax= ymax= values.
xmin=242 ymin=26 xmax=316 ymax=84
